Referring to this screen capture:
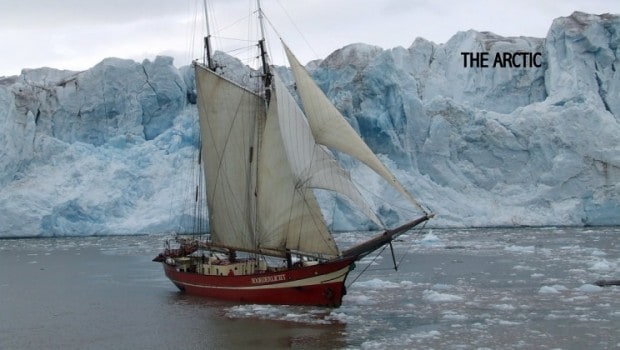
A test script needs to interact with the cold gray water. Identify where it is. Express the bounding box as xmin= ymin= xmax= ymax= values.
xmin=1 ymin=227 xmax=618 ymax=349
